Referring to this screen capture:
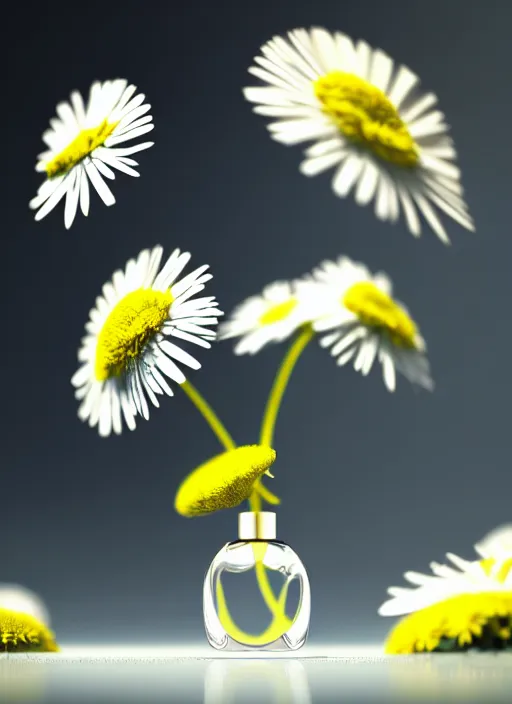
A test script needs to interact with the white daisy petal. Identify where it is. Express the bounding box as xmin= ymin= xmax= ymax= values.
xmin=146 ymin=360 xmax=174 ymax=397
xmin=369 ymin=49 xmax=393 ymax=93
xmin=104 ymin=123 xmax=154 ymax=146
xmin=64 ymin=168 xmax=80 ymax=230
xmin=411 ymin=190 xmax=449 ymax=244
xmin=98 ymin=386 xmax=113 ymax=438
xmin=84 ymin=159 xmax=116 ymax=206
xmin=332 ymin=154 xmax=364 ymax=197
xmin=396 ymin=184 xmax=421 ymax=237
xmin=381 ymin=351 xmax=396 ymax=392
xmin=167 ymin=327 xmax=211 ymax=349
xmin=300 ymin=150 xmax=345 ymax=176
xmin=336 ymin=347 xmax=357 ymax=366
xmin=154 ymin=350 xmax=187 ymax=385
xmin=388 ymin=66 xmax=420 ymax=110
xmin=158 ymin=340 xmax=201 ymax=371
xmin=94 ymin=148 xmax=140 ymax=177
xmin=154 ymin=251 xmax=191 ymax=291
xmin=92 ymin=158 xmax=116 ymax=180
xmin=110 ymin=385 xmax=123 ymax=435
xmin=79 ymin=164 xmax=90 ymax=216
xmin=120 ymin=391 xmax=136 ymax=431
xmin=139 ymin=367 xmax=160 ymax=409
xmin=33 ymin=174 xmax=73 ymax=221
xmin=355 ymin=40 xmax=372 ymax=81
xmin=355 ymin=158 xmax=380 ymax=205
